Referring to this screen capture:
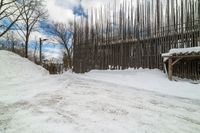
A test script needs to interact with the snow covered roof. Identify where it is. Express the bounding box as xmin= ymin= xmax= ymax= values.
xmin=162 ymin=47 xmax=200 ymax=57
